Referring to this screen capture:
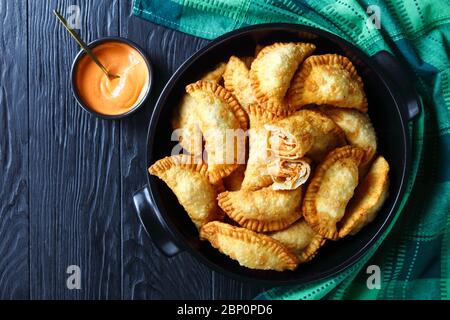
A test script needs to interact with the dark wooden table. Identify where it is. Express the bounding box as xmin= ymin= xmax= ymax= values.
xmin=0 ymin=0 xmax=266 ymax=299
